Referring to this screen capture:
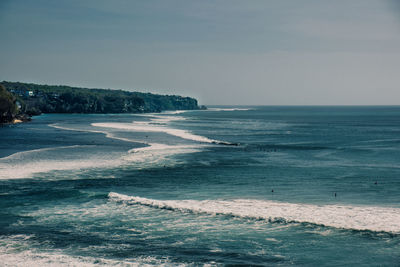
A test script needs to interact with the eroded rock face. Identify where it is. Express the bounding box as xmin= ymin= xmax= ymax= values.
xmin=0 ymin=84 xmax=18 ymax=123
xmin=1 ymin=81 xmax=202 ymax=116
